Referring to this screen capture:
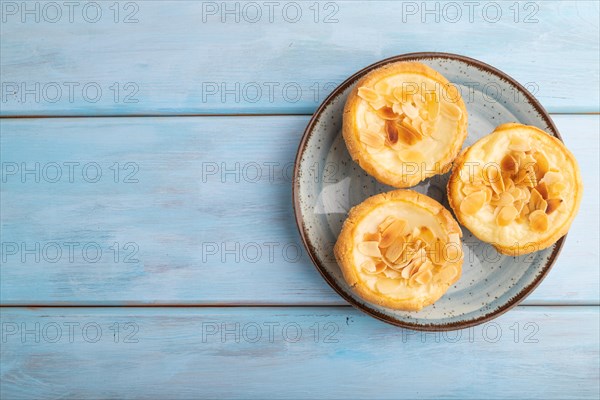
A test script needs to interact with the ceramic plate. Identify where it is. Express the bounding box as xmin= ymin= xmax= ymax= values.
xmin=292 ymin=52 xmax=564 ymax=331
